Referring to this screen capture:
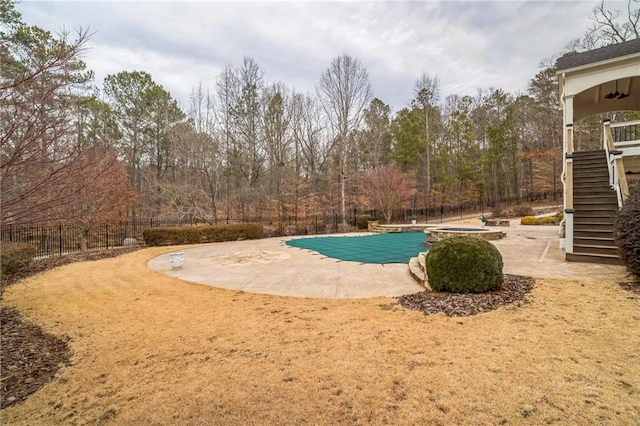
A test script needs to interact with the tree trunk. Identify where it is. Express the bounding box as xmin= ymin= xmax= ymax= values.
xmin=80 ymin=229 xmax=89 ymax=253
